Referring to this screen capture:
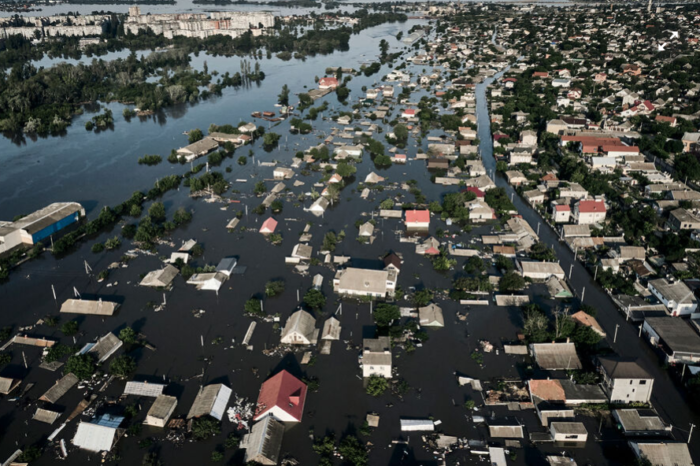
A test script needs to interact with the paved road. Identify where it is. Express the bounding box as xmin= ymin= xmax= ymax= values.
xmin=474 ymin=66 xmax=700 ymax=456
